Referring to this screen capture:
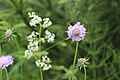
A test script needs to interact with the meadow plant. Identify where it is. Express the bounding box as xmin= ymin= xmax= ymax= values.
xmin=67 ymin=22 xmax=88 ymax=80
xmin=24 ymin=12 xmax=54 ymax=80
xmin=2 ymin=27 xmax=23 ymax=80
xmin=0 ymin=10 xmax=89 ymax=80
xmin=0 ymin=0 xmax=119 ymax=80
xmin=0 ymin=55 xmax=14 ymax=80
xmin=0 ymin=55 xmax=14 ymax=69
xmin=67 ymin=22 xmax=86 ymax=41
xmin=77 ymin=58 xmax=89 ymax=80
